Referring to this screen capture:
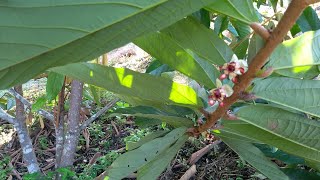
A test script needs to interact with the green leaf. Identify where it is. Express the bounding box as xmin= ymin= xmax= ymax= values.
xmin=161 ymin=17 xmax=233 ymax=65
xmin=31 ymin=96 xmax=47 ymax=112
xmin=222 ymin=137 xmax=289 ymax=180
xmin=253 ymin=77 xmax=320 ymax=118
xmin=51 ymin=63 xmax=202 ymax=108
xmin=266 ymin=30 xmax=320 ymax=79
xmin=46 ymin=72 xmax=64 ymax=101
xmin=214 ymin=15 xmax=229 ymax=36
xmin=296 ymin=6 xmax=320 ymax=33
xmin=126 ymin=130 xmax=169 ymax=151
xmin=224 ymin=105 xmax=320 ymax=164
xmin=248 ymin=33 xmax=265 ymax=64
xmin=254 ymin=144 xmax=305 ymax=165
xmin=192 ymin=9 xmax=211 ymax=28
xmin=206 ymin=0 xmax=259 ymax=24
xmin=89 ymin=85 xmax=101 ymax=106
xmin=135 ymin=32 xmax=218 ymax=88
xmin=107 ymin=127 xmax=187 ymax=180
xmin=230 ymin=20 xmax=251 ymax=59
xmin=110 ymin=106 xmax=194 ymax=128
xmin=270 ymin=0 xmax=279 ymax=12
xmin=137 ymin=135 xmax=188 ymax=180
xmin=0 ymin=0 xmax=216 ymax=90
xmin=282 ymin=168 xmax=320 ymax=180
xmin=135 ymin=118 xmax=162 ymax=128
xmin=290 ymin=24 xmax=302 ymax=37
